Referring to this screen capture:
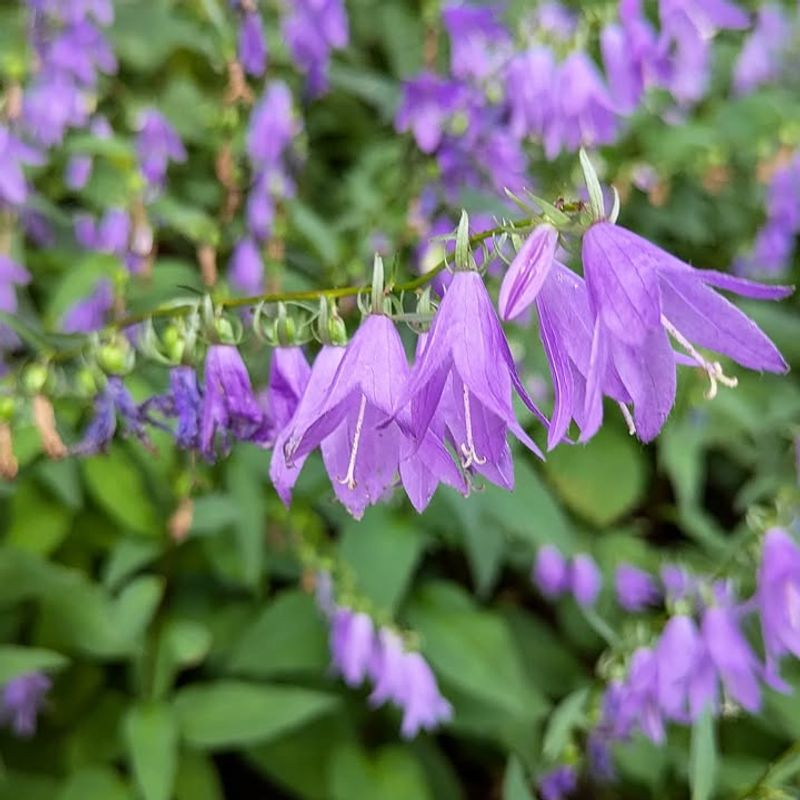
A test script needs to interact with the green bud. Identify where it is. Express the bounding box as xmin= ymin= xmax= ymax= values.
xmin=328 ymin=315 xmax=348 ymax=346
xmin=454 ymin=210 xmax=476 ymax=271
xmin=97 ymin=338 xmax=133 ymax=376
xmin=215 ymin=317 xmax=236 ymax=344
xmin=21 ymin=364 xmax=48 ymax=395
xmin=77 ymin=367 xmax=99 ymax=397
xmin=0 ymin=396 xmax=15 ymax=423
xmin=162 ymin=324 xmax=185 ymax=363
